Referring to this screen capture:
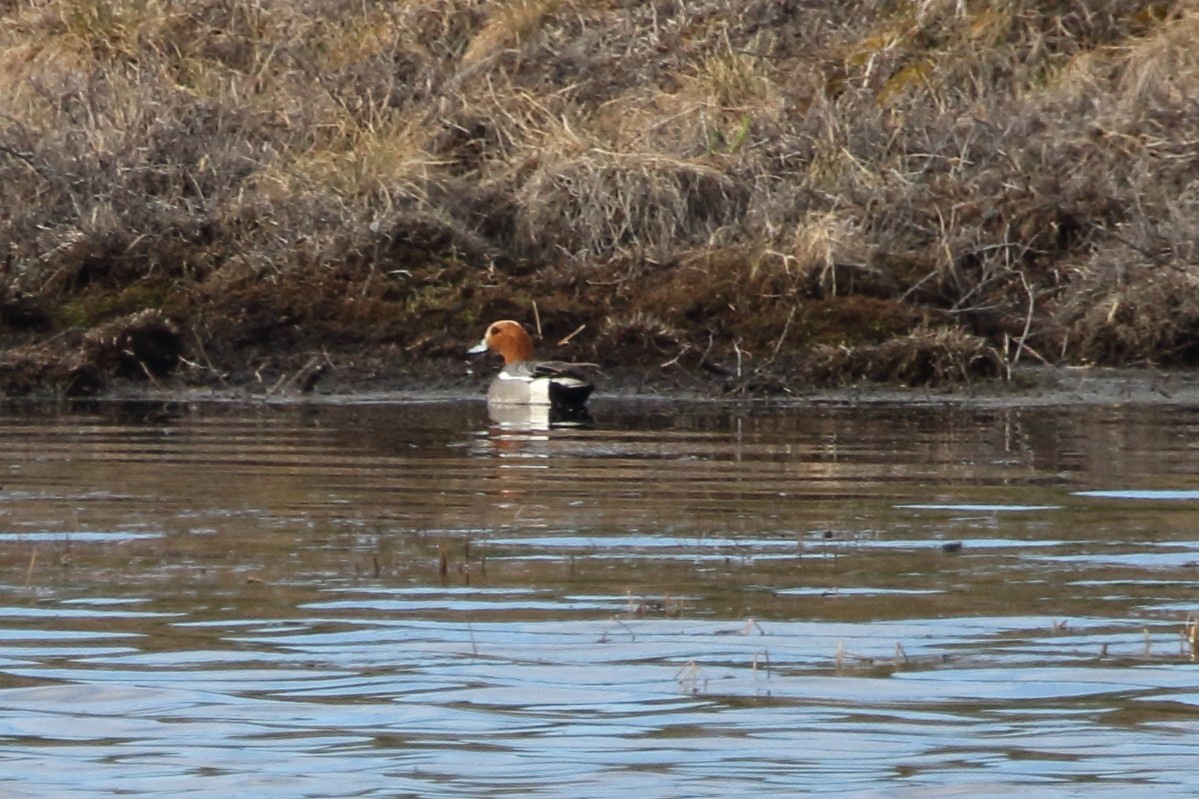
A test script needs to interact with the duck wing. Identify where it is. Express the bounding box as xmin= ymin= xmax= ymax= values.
xmin=529 ymin=360 xmax=599 ymax=381
xmin=502 ymin=360 xmax=597 ymax=408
